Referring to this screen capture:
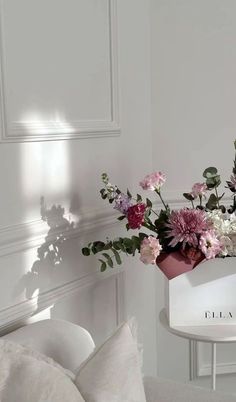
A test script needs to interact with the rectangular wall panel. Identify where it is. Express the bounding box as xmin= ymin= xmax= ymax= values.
xmin=0 ymin=0 xmax=120 ymax=141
